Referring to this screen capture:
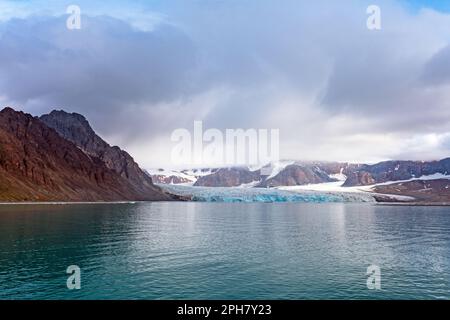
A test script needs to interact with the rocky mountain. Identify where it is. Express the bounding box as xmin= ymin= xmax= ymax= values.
xmin=149 ymin=169 xmax=196 ymax=184
xmin=147 ymin=168 xmax=219 ymax=185
xmin=151 ymin=174 xmax=193 ymax=185
xmin=373 ymin=179 xmax=450 ymax=203
xmin=0 ymin=107 xmax=173 ymax=202
xmin=194 ymin=167 xmax=261 ymax=187
xmin=40 ymin=110 xmax=163 ymax=196
xmin=342 ymin=159 xmax=450 ymax=186
xmin=5 ymin=106 xmax=449 ymax=203
xmin=259 ymin=163 xmax=338 ymax=187
xmin=157 ymin=159 xmax=450 ymax=193
xmin=142 ymin=158 xmax=450 ymax=202
xmin=188 ymin=162 xmax=348 ymax=187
